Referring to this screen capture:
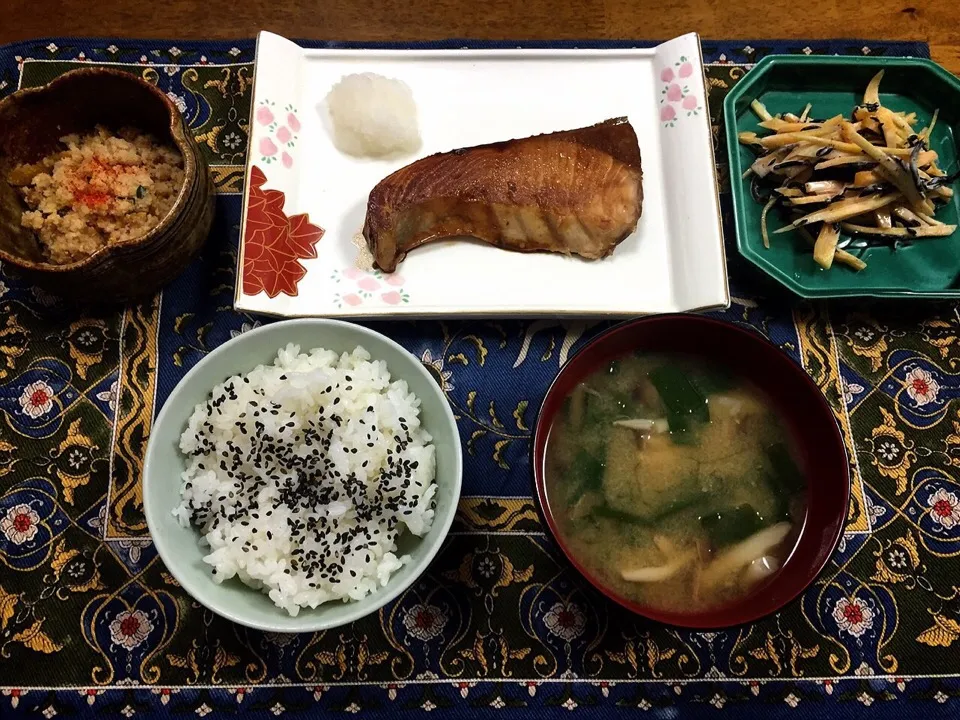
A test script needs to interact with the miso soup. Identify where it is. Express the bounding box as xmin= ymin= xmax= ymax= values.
xmin=544 ymin=352 xmax=806 ymax=613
